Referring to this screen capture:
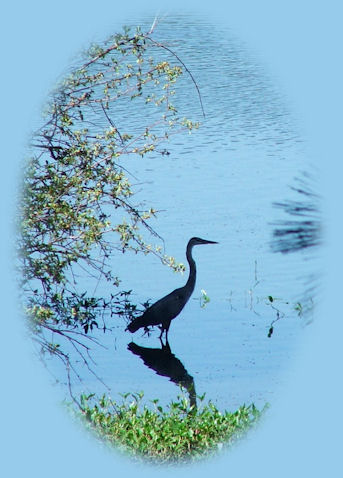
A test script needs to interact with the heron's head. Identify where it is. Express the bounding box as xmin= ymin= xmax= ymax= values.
xmin=188 ymin=237 xmax=218 ymax=247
